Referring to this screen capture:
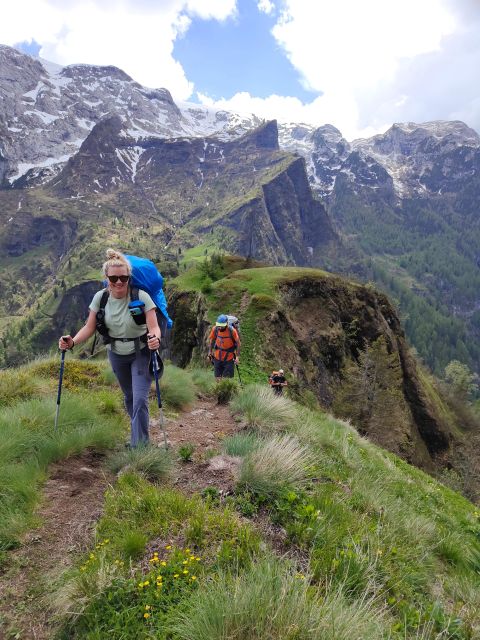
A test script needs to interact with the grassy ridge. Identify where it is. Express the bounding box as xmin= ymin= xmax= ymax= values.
xmin=2 ymin=349 xmax=479 ymax=638
xmin=54 ymin=384 xmax=480 ymax=639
